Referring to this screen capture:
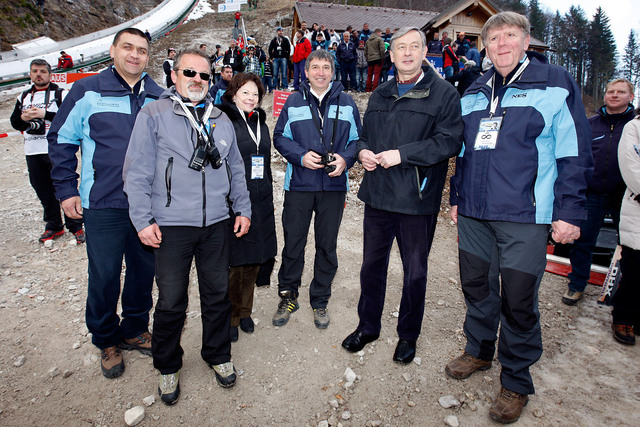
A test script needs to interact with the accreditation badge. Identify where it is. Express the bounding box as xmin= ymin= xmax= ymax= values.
xmin=251 ymin=155 xmax=264 ymax=179
xmin=474 ymin=117 xmax=503 ymax=150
